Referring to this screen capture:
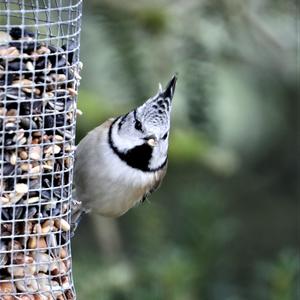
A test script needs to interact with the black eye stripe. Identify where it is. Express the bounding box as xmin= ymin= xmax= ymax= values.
xmin=133 ymin=109 xmax=143 ymax=131
xmin=135 ymin=119 xmax=143 ymax=131
xmin=162 ymin=132 xmax=168 ymax=140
